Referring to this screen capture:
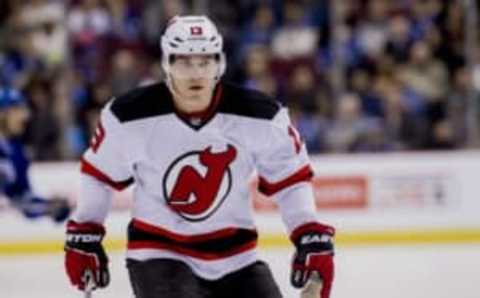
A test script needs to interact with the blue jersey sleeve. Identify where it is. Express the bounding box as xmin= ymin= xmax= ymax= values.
xmin=3 ymin=138 xmax=33 ymax=199
xmin=0 ymin=140 xmax=16 ymax=190
xmin=0 ymin=135 xmax=70 ymax=222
